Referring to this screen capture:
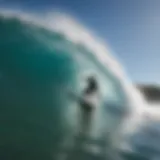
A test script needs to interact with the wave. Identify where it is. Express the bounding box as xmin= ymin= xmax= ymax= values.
xmin=0 ymin=8 xmax=148 ymax=159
